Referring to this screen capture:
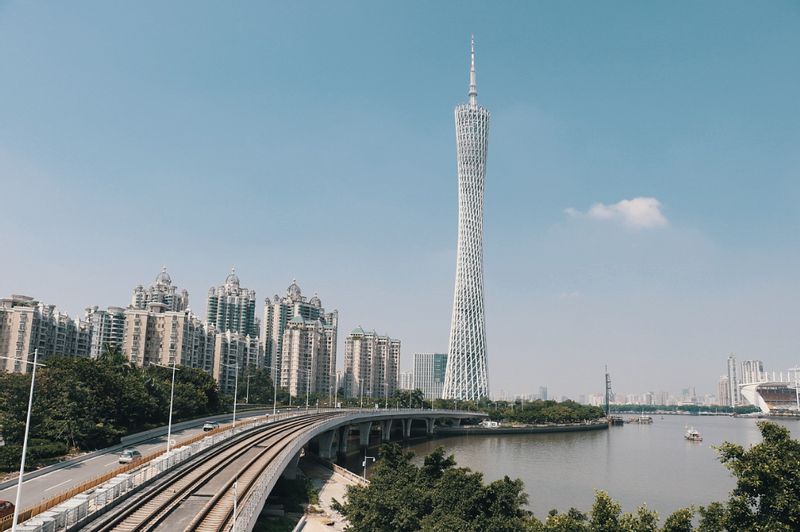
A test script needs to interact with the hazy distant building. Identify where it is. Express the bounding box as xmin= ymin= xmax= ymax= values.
xmin=85 ymin=306 xmax=126 ymax=358
xmin=0 ymin=295 xmax=89 ymax=373
xmin=413 ymin=353 xmax=447 ymax=399
xmin=279 ymin=314 xmax=336 ymax=398
xmin=740 ymin=379 xmax=800 ymax=414
xmin=343 ymin=328 xmax=400 ymax=400
xmin=262 ymin=280 xmax=338 ymax=384
xmin=740 ymin=359 xmax=764 ymax=385
xmin=399 ymin=372 xmax=414 ymax=391
xmin=718 ymin=375 xmax=731 ymax=407
xmin=131 ymin=267 xmax=189 ymax=312
xmin=539 ymin=386 xmax=548 ymax=401
xmin=726 ymin=354 xmax=741 ymax=407
xmin=207 ymin=268 xmax=257 ymax=337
